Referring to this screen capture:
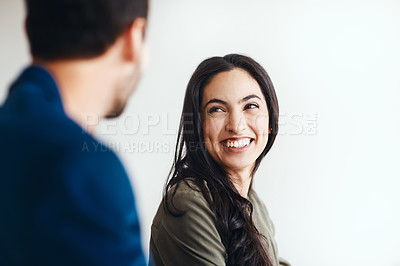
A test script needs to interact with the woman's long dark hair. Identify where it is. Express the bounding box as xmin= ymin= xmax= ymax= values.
xmin=164 ymin=54 xmax=279 ymax=266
